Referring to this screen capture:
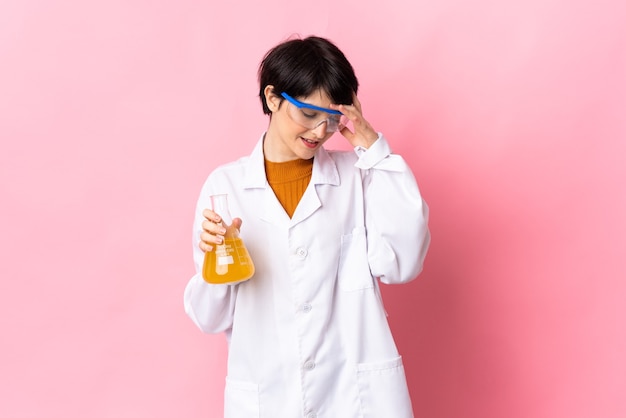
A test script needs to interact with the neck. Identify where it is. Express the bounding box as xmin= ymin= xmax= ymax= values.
xmin=262 ymin=130 xmax=298 ymax=163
